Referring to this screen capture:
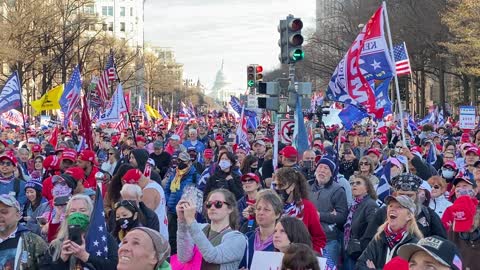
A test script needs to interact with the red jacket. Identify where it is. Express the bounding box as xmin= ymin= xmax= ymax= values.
xmin=301 ymin=199 xmax=327 ymax=254
xmin=84 ymin=166 xmax=106 ymax=196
